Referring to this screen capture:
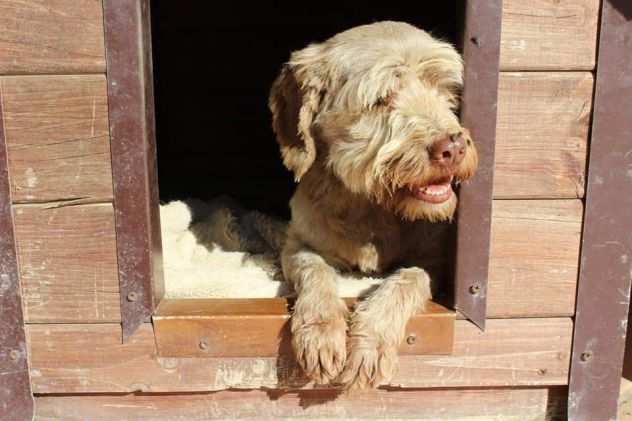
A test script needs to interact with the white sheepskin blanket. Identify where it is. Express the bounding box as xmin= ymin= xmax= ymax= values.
xmin=161 ymin=200 xmax=385 ymax=299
